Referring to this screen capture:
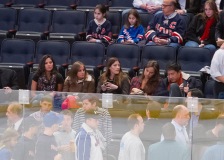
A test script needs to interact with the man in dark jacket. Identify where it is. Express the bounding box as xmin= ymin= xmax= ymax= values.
xmin=162 ymin=61 xmax=202 ymax=97
xmin=0 ymin=68 xmax=19 ymax=92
